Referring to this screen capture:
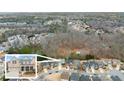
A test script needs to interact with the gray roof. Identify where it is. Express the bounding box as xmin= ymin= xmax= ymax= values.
xmin=69 ymin=72 xmax=80 ymax=81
